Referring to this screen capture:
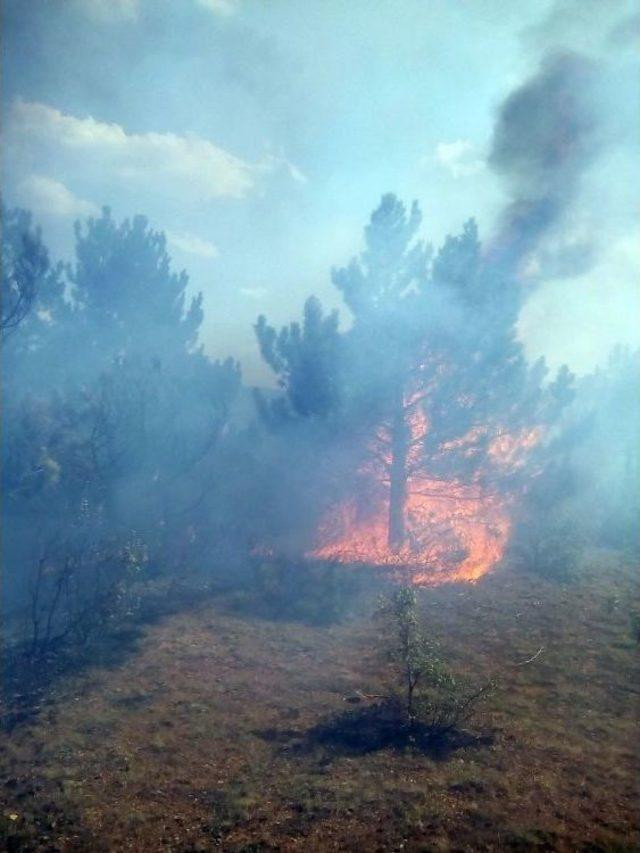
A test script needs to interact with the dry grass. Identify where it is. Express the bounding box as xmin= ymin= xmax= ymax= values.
xmin=1 ymin=552 xmax=638 ymax=851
